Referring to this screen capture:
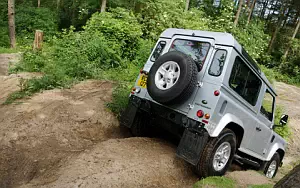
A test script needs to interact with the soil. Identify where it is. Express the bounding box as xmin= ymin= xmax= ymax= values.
xmin=0 ymin=54 xmax=300 ymax=188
